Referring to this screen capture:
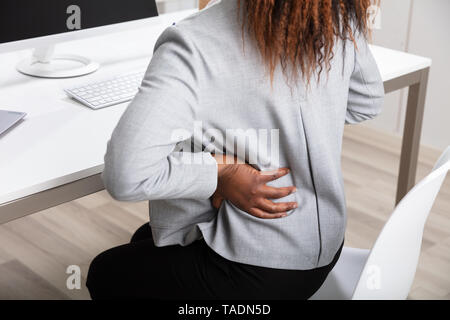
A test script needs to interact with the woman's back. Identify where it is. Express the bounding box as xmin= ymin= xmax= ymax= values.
xmin=102 ymin=0 xmax=384 ymax=269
